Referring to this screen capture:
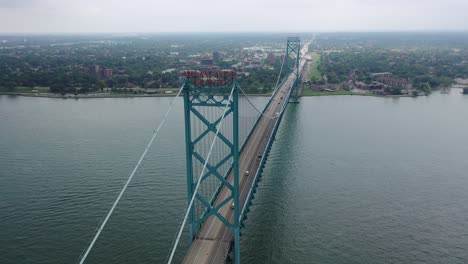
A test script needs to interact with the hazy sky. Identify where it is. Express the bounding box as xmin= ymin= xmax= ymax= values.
xmin=1 ymin=0 xmax=468 ymax=33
